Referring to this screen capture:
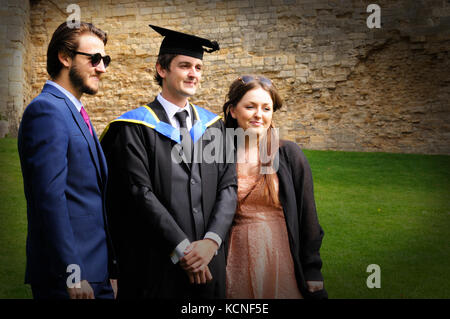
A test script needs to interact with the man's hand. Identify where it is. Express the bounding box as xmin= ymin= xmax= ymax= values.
xmin=110 ymin=279 xmax=118 ymax=299
xmin=67 ymin=280 xmax=94 ymax=299
xmin=186 ymin=266 xmax=213 ymax=284
xmin=306 ymin=280 xmax=324 ymax=293
xmin=179 ymin=239 xmax=218 ymax=273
